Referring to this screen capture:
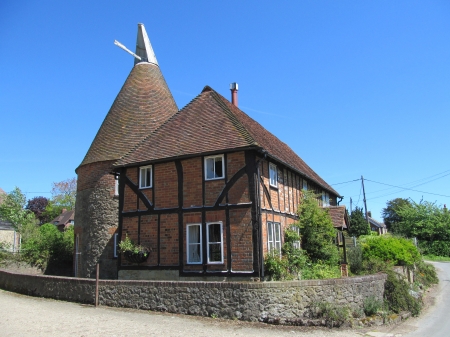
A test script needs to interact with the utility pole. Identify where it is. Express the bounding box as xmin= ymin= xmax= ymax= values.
xmin=350 ymin=197 xmax=352 ymax=214
xmin=361 ymin=175 xmax=369 ymax=223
